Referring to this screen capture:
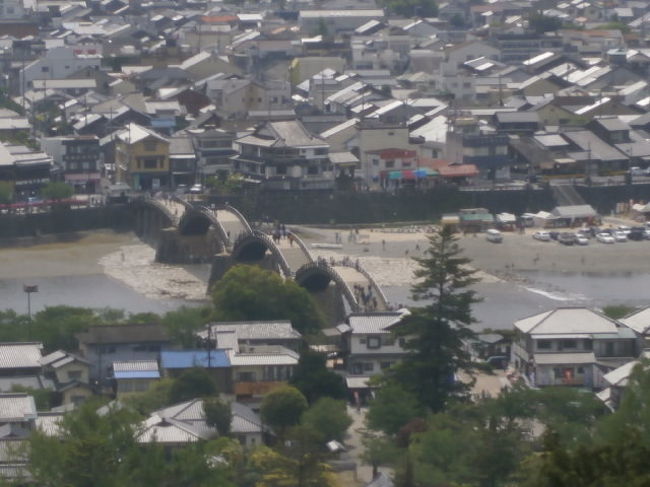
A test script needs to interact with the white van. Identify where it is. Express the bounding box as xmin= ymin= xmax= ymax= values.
xmin=485 ymin=229 xmax=503 ymax=243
